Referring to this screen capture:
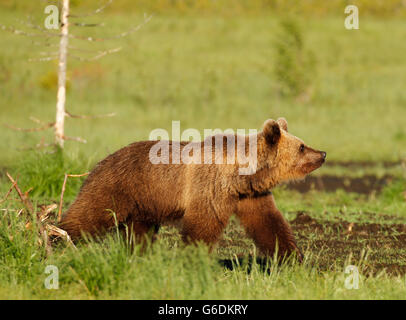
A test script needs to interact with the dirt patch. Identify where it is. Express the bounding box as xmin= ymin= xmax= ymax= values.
xmin=285 ymin=175 xmax=394 ymax=194
xmin=214 ymin=212 xmax=406 ymax=276
xmin=326 ymin=160 xmax=402 ymax=168
xmin=291 ymin=212 xmax=406 ymax=276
